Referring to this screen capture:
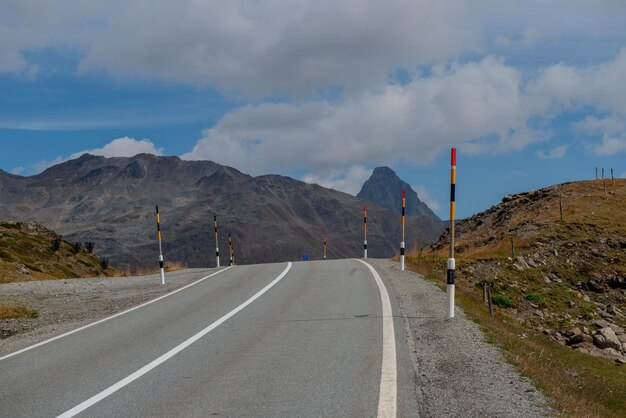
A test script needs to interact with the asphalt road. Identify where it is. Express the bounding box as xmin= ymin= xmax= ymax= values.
xmin=0 ymin=259 xmax=416 ymax=417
